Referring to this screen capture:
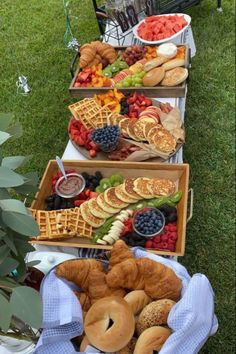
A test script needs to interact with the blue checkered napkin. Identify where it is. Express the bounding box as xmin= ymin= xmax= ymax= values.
xmin=133 ymin=249 xmax=218 ymax=354
xmin=34 ymin=269 xmax=83 ymax=354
